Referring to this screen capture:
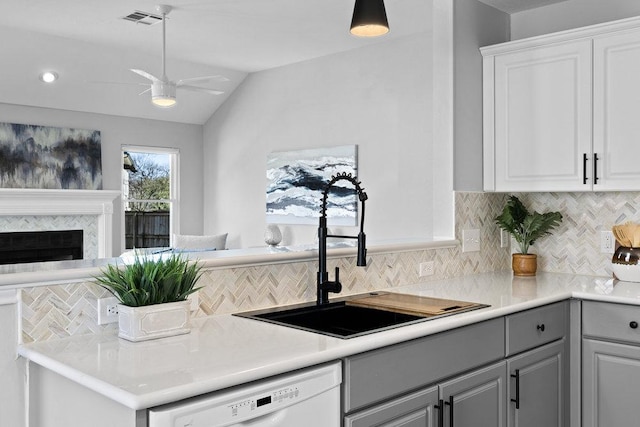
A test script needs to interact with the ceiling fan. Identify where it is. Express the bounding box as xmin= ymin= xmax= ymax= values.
xmin=130 ymin=4 xmax=228 ymax=108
